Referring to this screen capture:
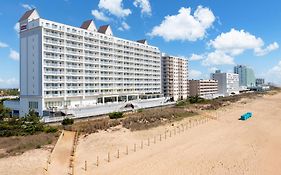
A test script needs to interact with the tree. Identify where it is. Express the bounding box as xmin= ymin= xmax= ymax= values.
xmin=0 ymin=105 xmax=11 ymax=121
xmin=24 ymin=110 xmax=41 ymax=124
xmin=61 ymin=118 xmax=74 ymax=125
